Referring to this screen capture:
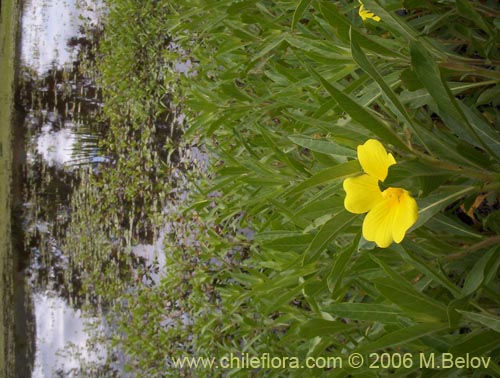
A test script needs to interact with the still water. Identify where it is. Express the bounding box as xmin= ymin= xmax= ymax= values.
xmin=16 ymin=0 xmax=110 ymax=376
